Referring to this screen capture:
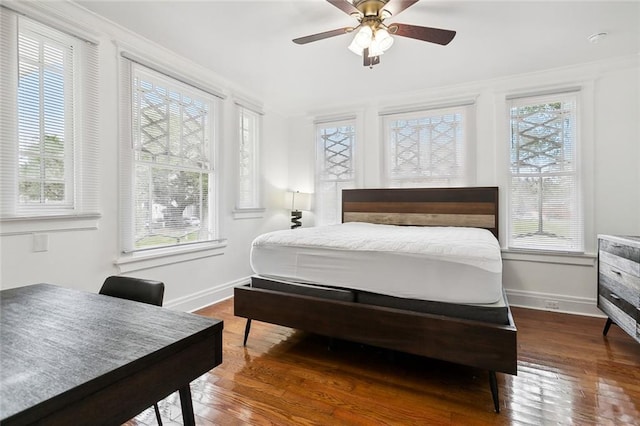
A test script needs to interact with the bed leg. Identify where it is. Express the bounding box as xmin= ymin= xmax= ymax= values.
xmin=243 ymin=319 xmax=252 ymax=346
xmin=327 ymin=337 xmax=335 ymax=351
xmin=602 ymin=317 xmax=614 ymax=336
xmin=489 ymin=371 xmax=500 ymax=413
